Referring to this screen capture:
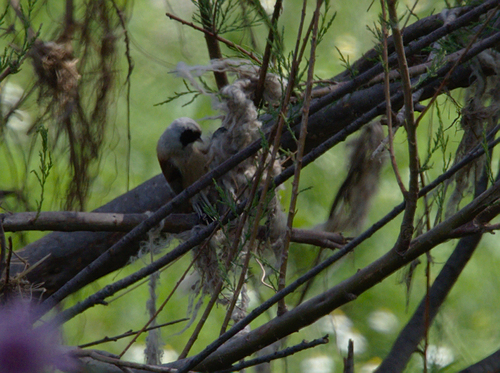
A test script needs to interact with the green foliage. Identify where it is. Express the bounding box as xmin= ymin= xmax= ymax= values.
xmin=154 ymin=81 xmax=202 ymax=107
xmin=192 ymin=0 xmax=265 ymax=35
xmin=335 ymin=47 xmax=358 ymax=77
xmin=0 ymin=0 xmax=39 ymax=80
xmin=31 ymin=125 xmax=53 ymax=218
xmin=317 ymin=1 xmax=337 ymax=46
